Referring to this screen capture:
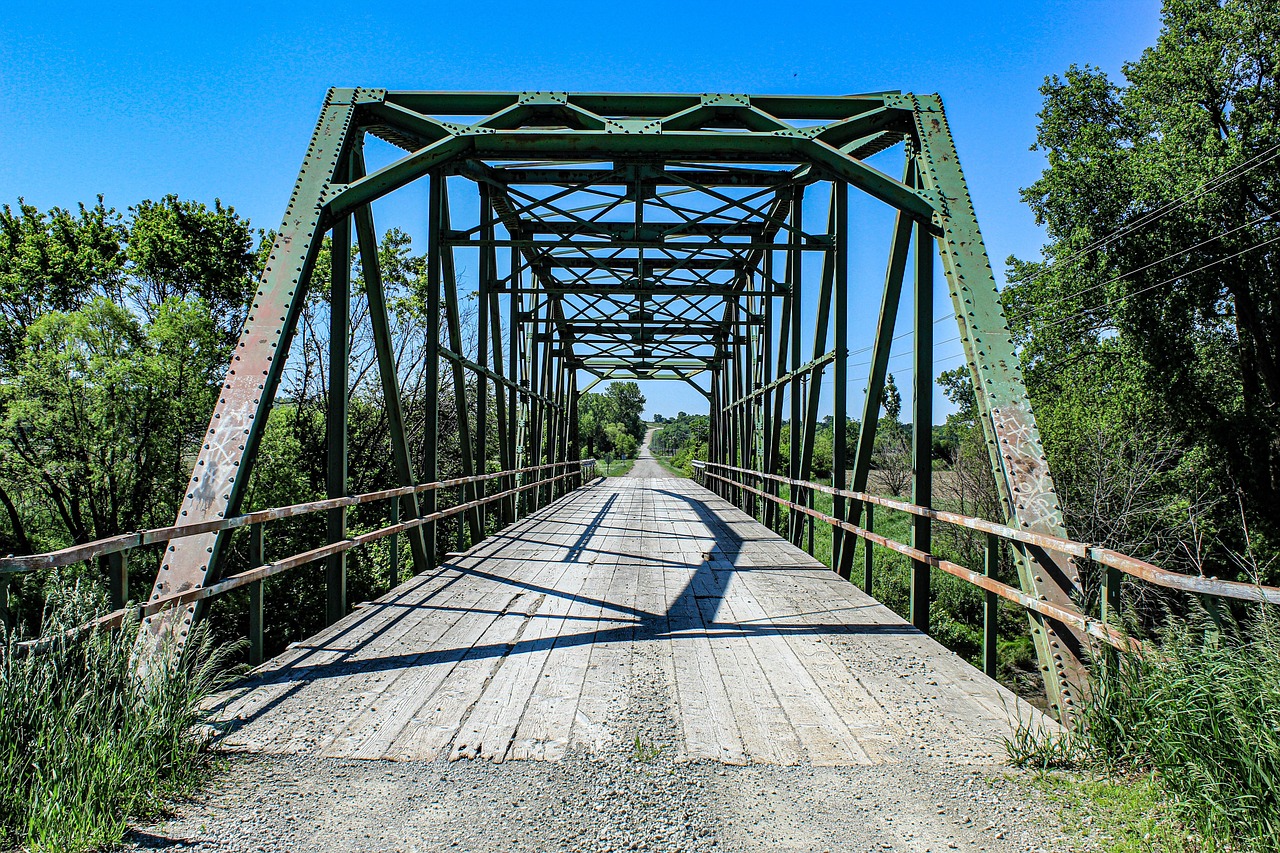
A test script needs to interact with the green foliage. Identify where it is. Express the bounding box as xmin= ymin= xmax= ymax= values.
xmin=652 ymin=412 xmax=709 ymax=474
xmin=1082 ymin=608 xmax=1280 ymax=849
xmin=2 ymin=297 xmax=225 ymax=550
xmin=1034 ymin=773 xmax=1189 ymax=853
xmin=578 ymin=381 xmax=646 ymax=459
xmin=126 ymin=195 xmax=258 ymax=337
xmin=0 ymin=196 xmax=259 ymax=572
xmin=1009 ymin=606 xmax=1280 ymax=852
xmin=871 ymin=373 xmax=910 ymax=496
xmin=0 ymin=198 xmax=126 ymax=363
xmin=0 ymin=580 xmax=238 ymax=852
xmin=1008 ymin=0 xmax=1280 ymax=580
